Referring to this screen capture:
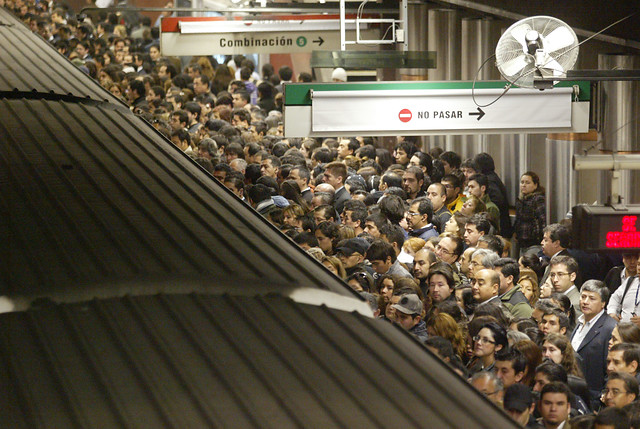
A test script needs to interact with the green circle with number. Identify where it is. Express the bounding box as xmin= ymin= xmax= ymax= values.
xmin=296 ymin=36 xmax=307 ymax=47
